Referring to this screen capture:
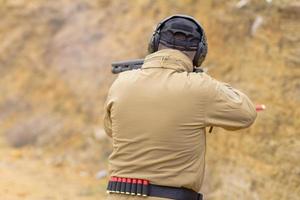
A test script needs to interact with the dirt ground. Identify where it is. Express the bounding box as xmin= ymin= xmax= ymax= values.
xmin=0 ymin=140 xmax=107 ymax=200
